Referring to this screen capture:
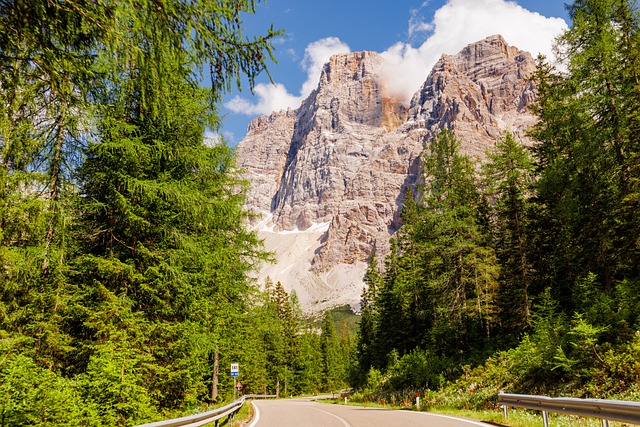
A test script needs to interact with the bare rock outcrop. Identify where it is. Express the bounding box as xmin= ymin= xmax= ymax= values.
xmin=406 ymin=34 xmax=537 ymax=157
xmin=236 ymin=108 xmax=296 ymax=217
xmin=236 ymin=35 xmax=538 ymax=313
